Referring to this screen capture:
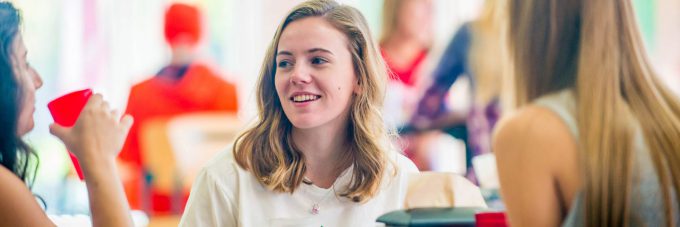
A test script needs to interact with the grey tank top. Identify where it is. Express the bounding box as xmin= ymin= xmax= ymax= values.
xmin=534 ymin=90 xmax=679 ymax=227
